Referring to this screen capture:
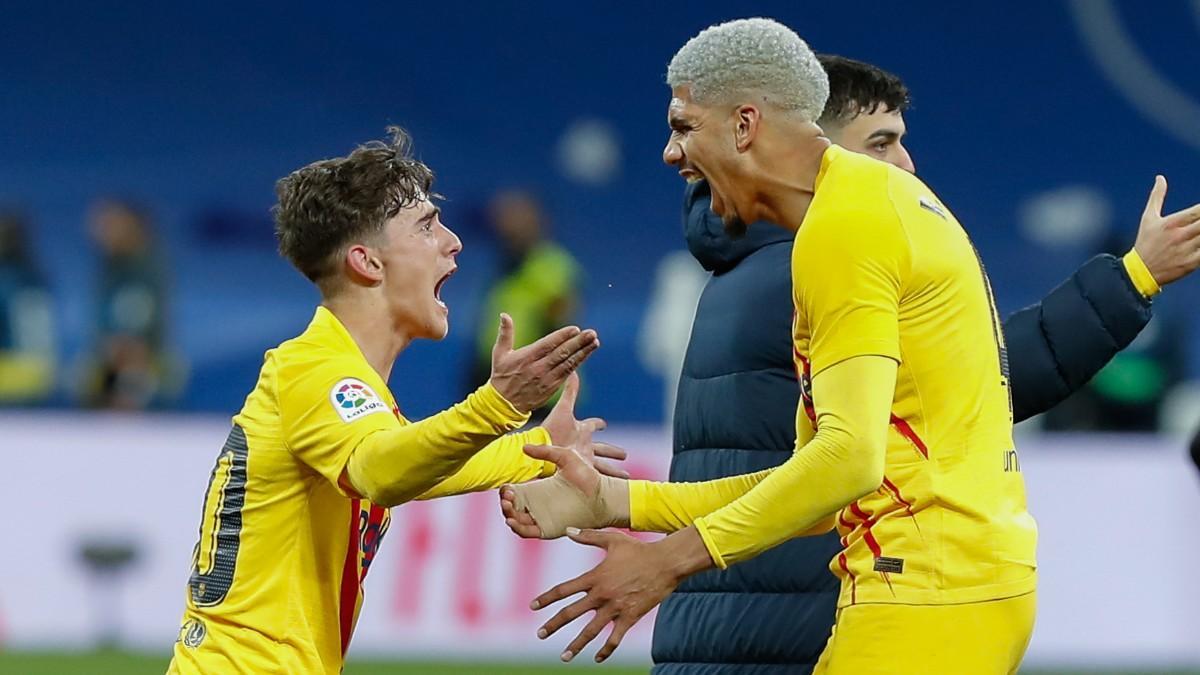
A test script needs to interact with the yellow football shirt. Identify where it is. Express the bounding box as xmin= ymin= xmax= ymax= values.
xmin=630 ymin=145 xmax=1037 ymax=608
xmin=789 ymin=145 xmax=1037 ymax=606
xmin=168 ymin=307 xmax=549 ymax=674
